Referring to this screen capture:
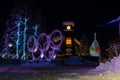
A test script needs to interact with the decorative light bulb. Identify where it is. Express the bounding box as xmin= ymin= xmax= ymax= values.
xmin=8 ymin=43 xmax=13 ymax=47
